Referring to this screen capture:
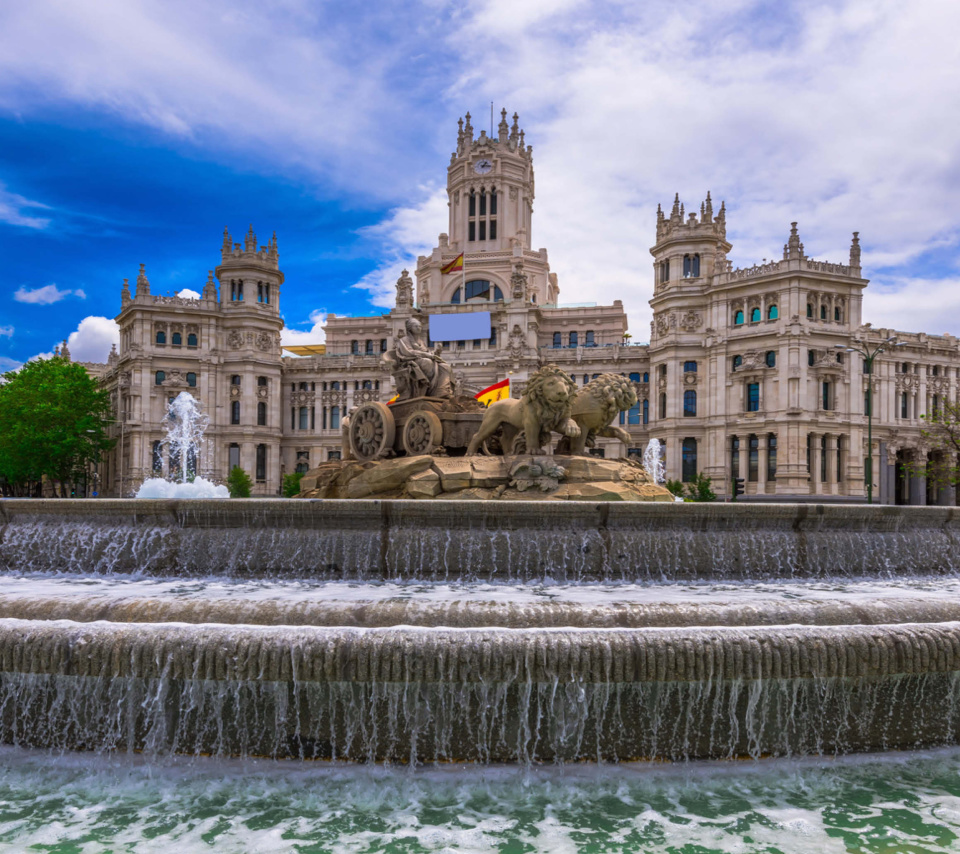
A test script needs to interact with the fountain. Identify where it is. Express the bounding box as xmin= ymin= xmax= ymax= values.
xmin=0 ymin=358 xmax=960 ymax=767
xmin=642 ymin=437 xmax=665 ymax=484
xmin=135 ymin=391 xmax=228 ymax=499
